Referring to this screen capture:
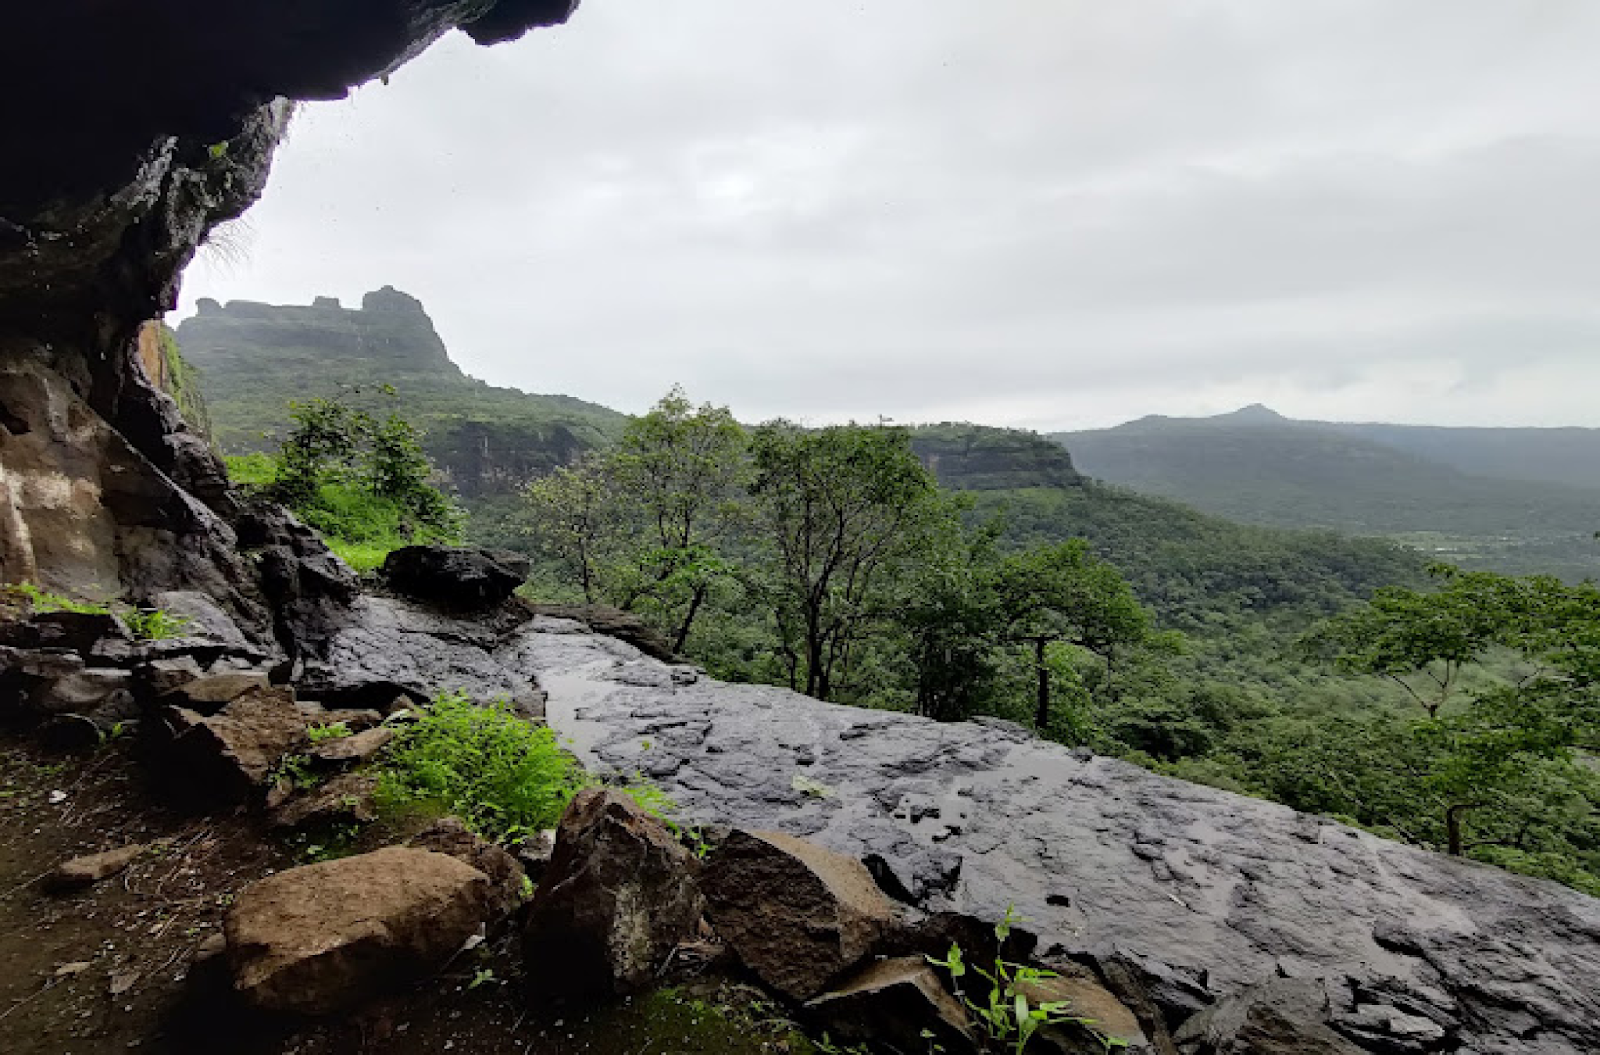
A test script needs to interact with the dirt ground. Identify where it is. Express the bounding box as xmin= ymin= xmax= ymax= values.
xmin=0 ymin=737 xmax=821 ymax=1055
